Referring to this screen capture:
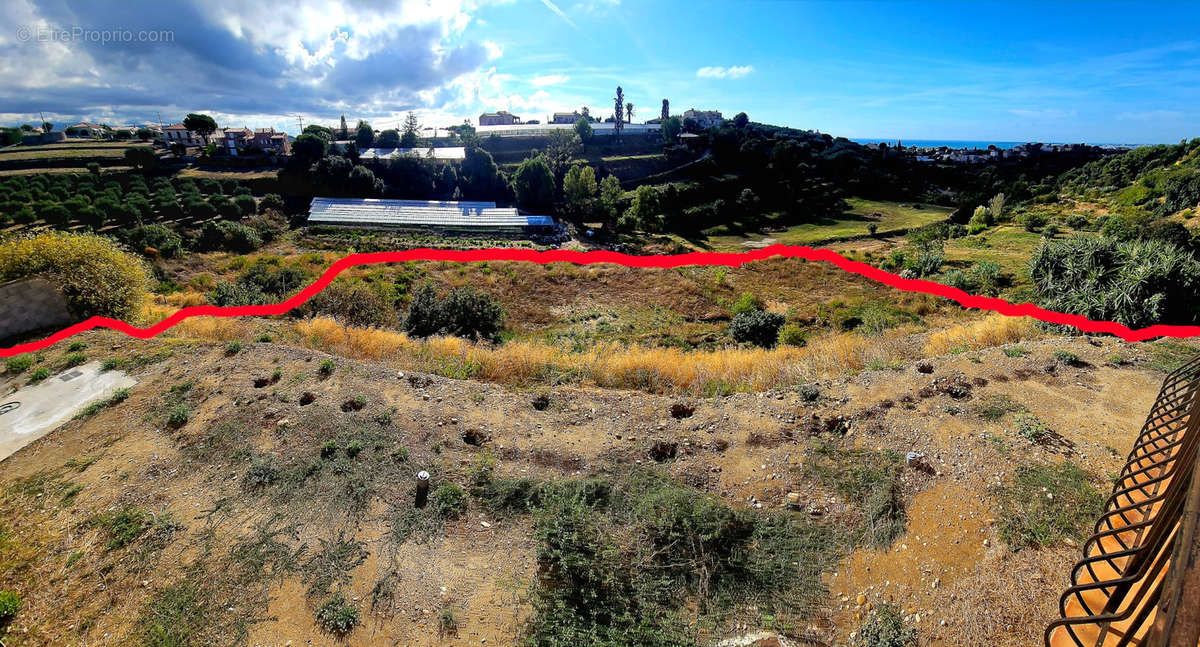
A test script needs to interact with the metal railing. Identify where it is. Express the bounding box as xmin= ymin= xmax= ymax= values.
xmin=1046 ymin=353 xmax=1200 ymax=647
